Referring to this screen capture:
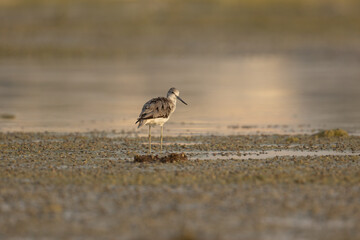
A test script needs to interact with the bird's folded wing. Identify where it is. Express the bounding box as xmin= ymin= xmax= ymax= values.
xmin=138 ymin=97 xmax=172 ymax=120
